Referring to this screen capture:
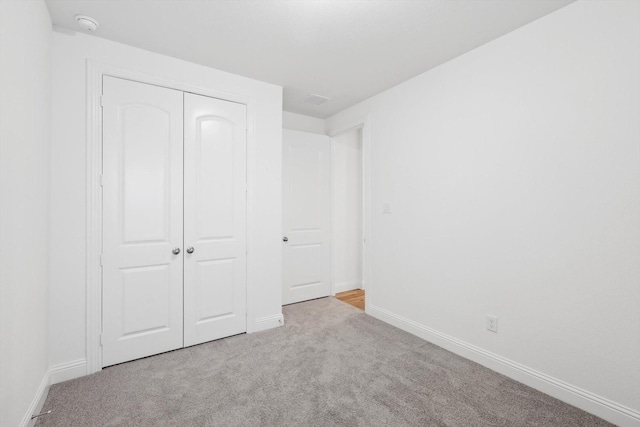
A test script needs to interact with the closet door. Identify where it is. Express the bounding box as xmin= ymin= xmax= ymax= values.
xmin=102 ymin=76 xmax=184 ymax=367
xmin=183 ymin=93 xmax=247 ymax=347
